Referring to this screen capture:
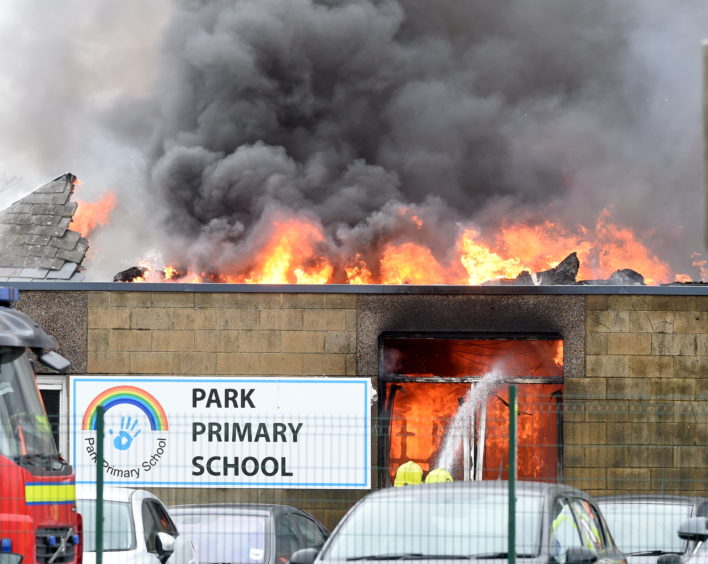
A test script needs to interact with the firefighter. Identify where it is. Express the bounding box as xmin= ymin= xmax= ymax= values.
xmin=424 ymin=467 xmax=453 ymax=483
xmin=393 ymin=461 xmax=423 ymax=486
